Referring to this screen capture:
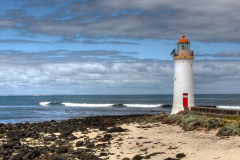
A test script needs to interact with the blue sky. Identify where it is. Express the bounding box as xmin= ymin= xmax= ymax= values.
xmin=0 ymin=0 xmax=239 ymax=95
